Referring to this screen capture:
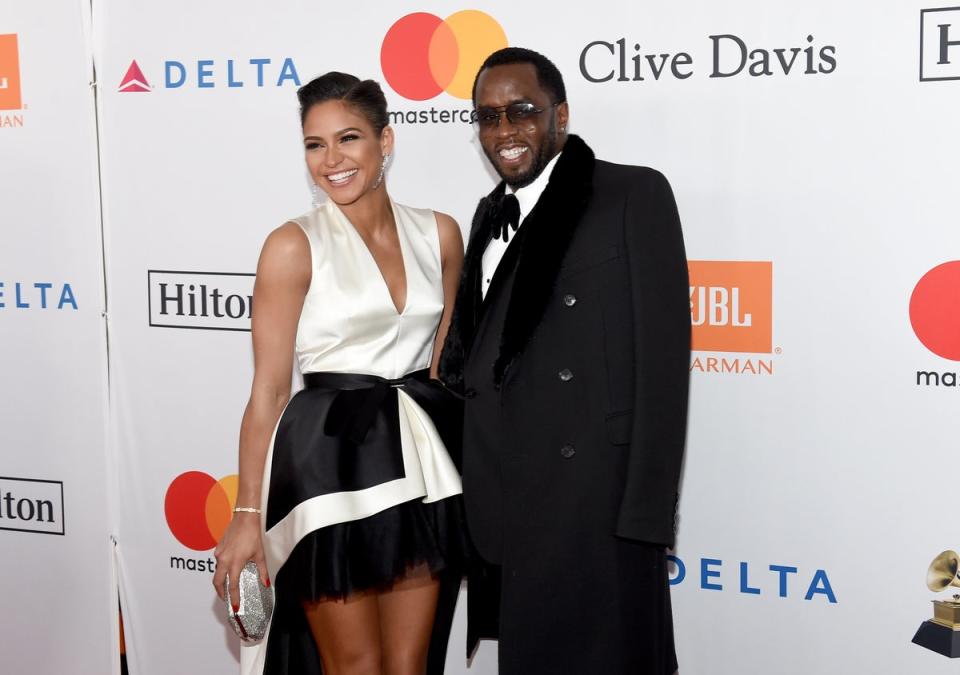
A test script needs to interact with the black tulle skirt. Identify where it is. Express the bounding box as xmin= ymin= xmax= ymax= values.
xmin=261 ymin=370 xmax=468 ymax=674
xmin=266 ymin=369 xmax=468 ymax=601
xmin=276 ymin=493 xmax=468 ymax=602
